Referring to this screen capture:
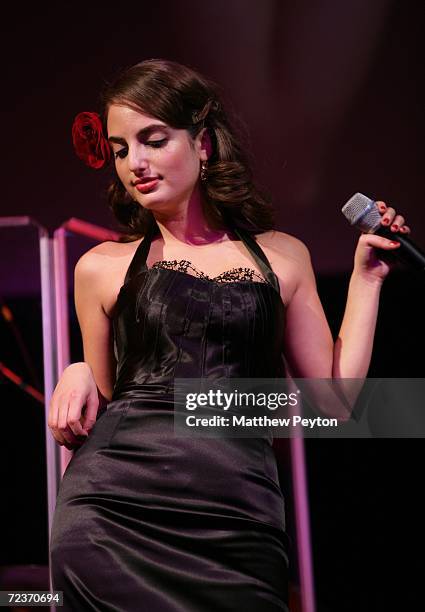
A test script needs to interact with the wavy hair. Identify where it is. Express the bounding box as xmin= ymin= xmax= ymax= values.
xmin=99 ymin=59 xmax=276 ymax=241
